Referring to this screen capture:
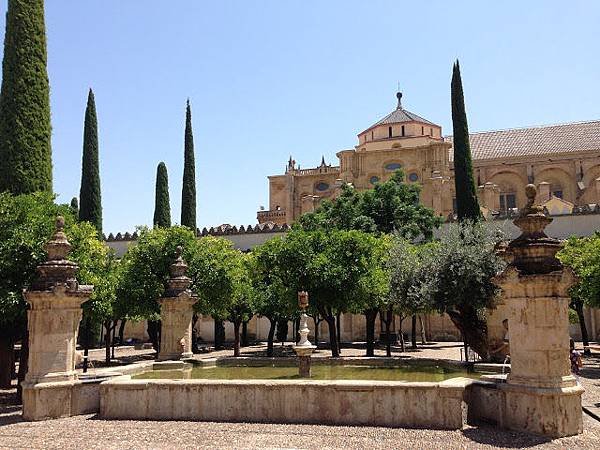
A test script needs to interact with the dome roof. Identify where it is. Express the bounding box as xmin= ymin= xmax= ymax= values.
xmin=360 ymin=92 xmax=436 ymax=135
